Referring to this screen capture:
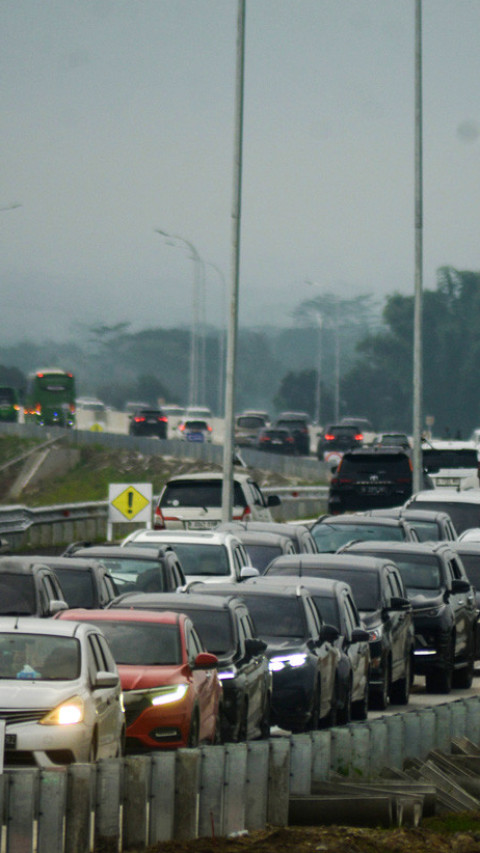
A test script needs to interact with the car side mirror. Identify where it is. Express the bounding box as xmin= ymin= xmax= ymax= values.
xmin=451 ymin=578 xmax=471 ymax=594
xmin=94 ymin=671 xmax=120 ymax=689
xmin=193 ymin=652 xmax=218 ymax=670
xmin=240 ymin=566 xmax=259 ymax=580
xmin=245 ymin=637 xmax=267 ymax=658
xmin=49 ymin=600 xmax=69 ymax=616
xmin=267 ymin=494 xmax=281 ymax=508
xmin=319 ymin=623 xmax=340 ymax=643
xmin=389 ymin=596 xmax=411 ymax=612
xmin=351 ymin=627 xmax=370 ymax=643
